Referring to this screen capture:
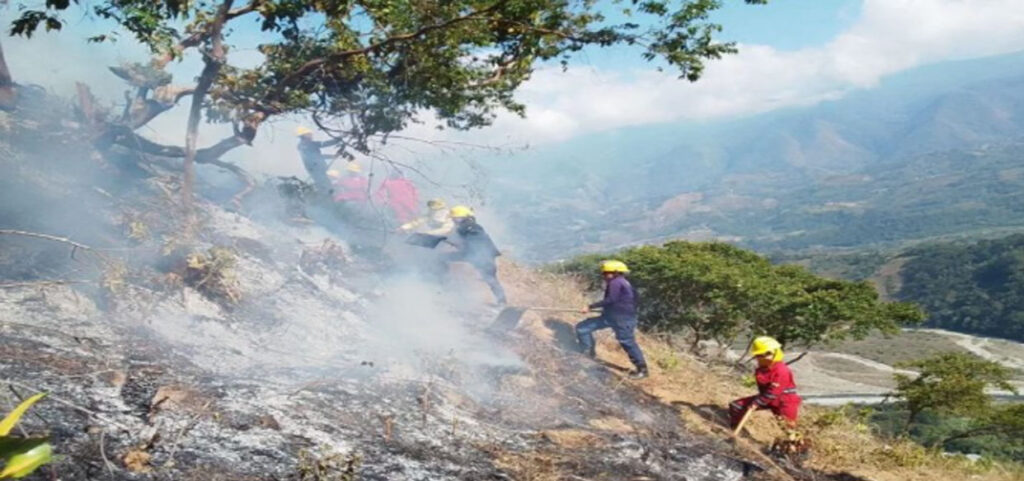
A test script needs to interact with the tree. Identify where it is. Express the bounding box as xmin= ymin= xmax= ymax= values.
xmin=0 ymin=39 xmax=14 ymax=109
xmin=555 ymin=240 xmax=923 ymax=350
xmin=9 ymin=0 xmax=769 ymax=211
xmin=940 ymin=403 xmax=1024 ymax=453
xmin=756 ymin=264 xmax=923 ymax=347
xmin=892 ymin=352 xmax=1018 ymax=432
